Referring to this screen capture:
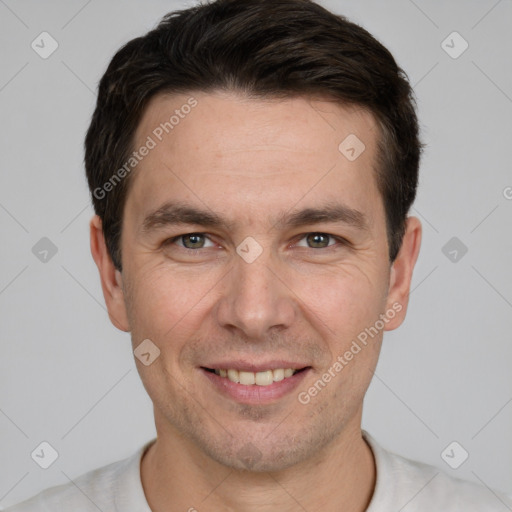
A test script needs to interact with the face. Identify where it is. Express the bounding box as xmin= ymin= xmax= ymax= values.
xmin=92 ymin=90 xmax=420 ymax=472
